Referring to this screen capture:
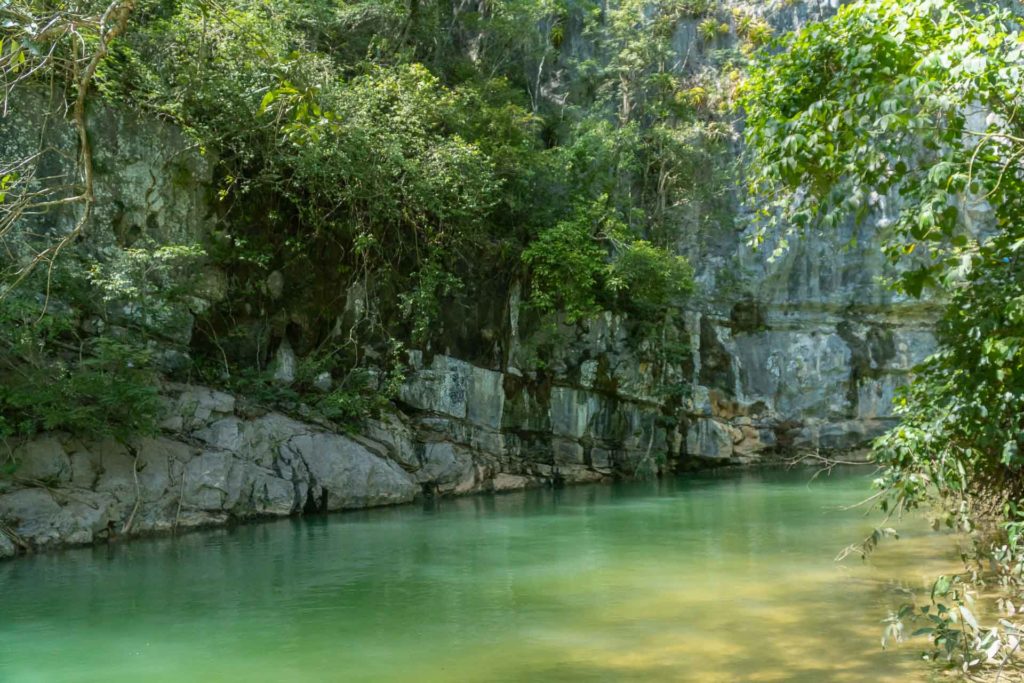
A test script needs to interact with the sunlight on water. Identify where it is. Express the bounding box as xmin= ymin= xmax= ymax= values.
xmin=0 ymin=468 xmax=964 ymax=682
